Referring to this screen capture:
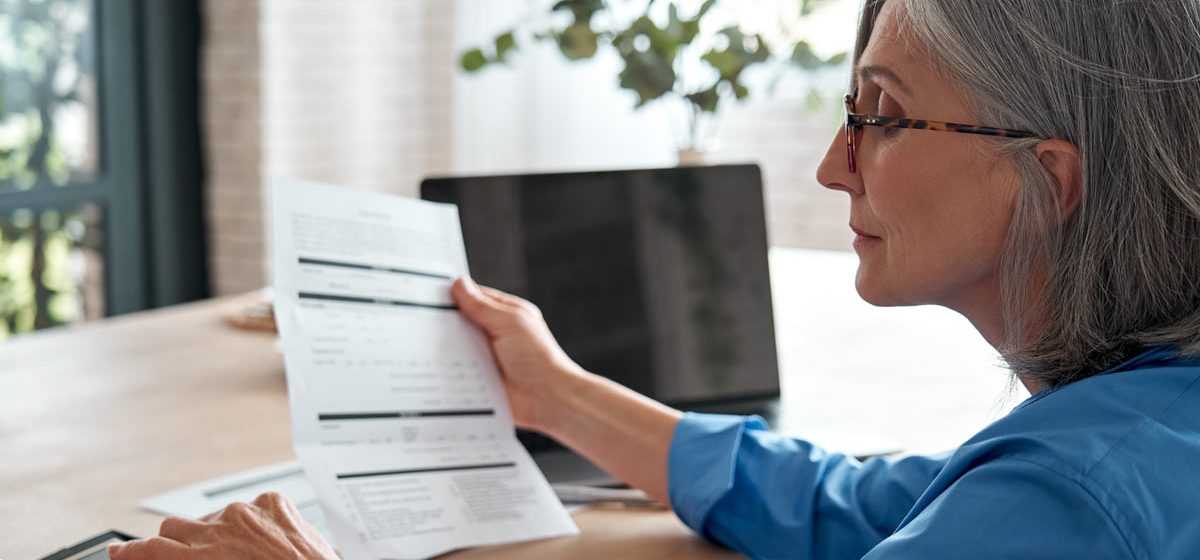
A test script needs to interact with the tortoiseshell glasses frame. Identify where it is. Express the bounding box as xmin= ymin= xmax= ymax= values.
xmin=843 ymin=93 xmax=1040 ymax=173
